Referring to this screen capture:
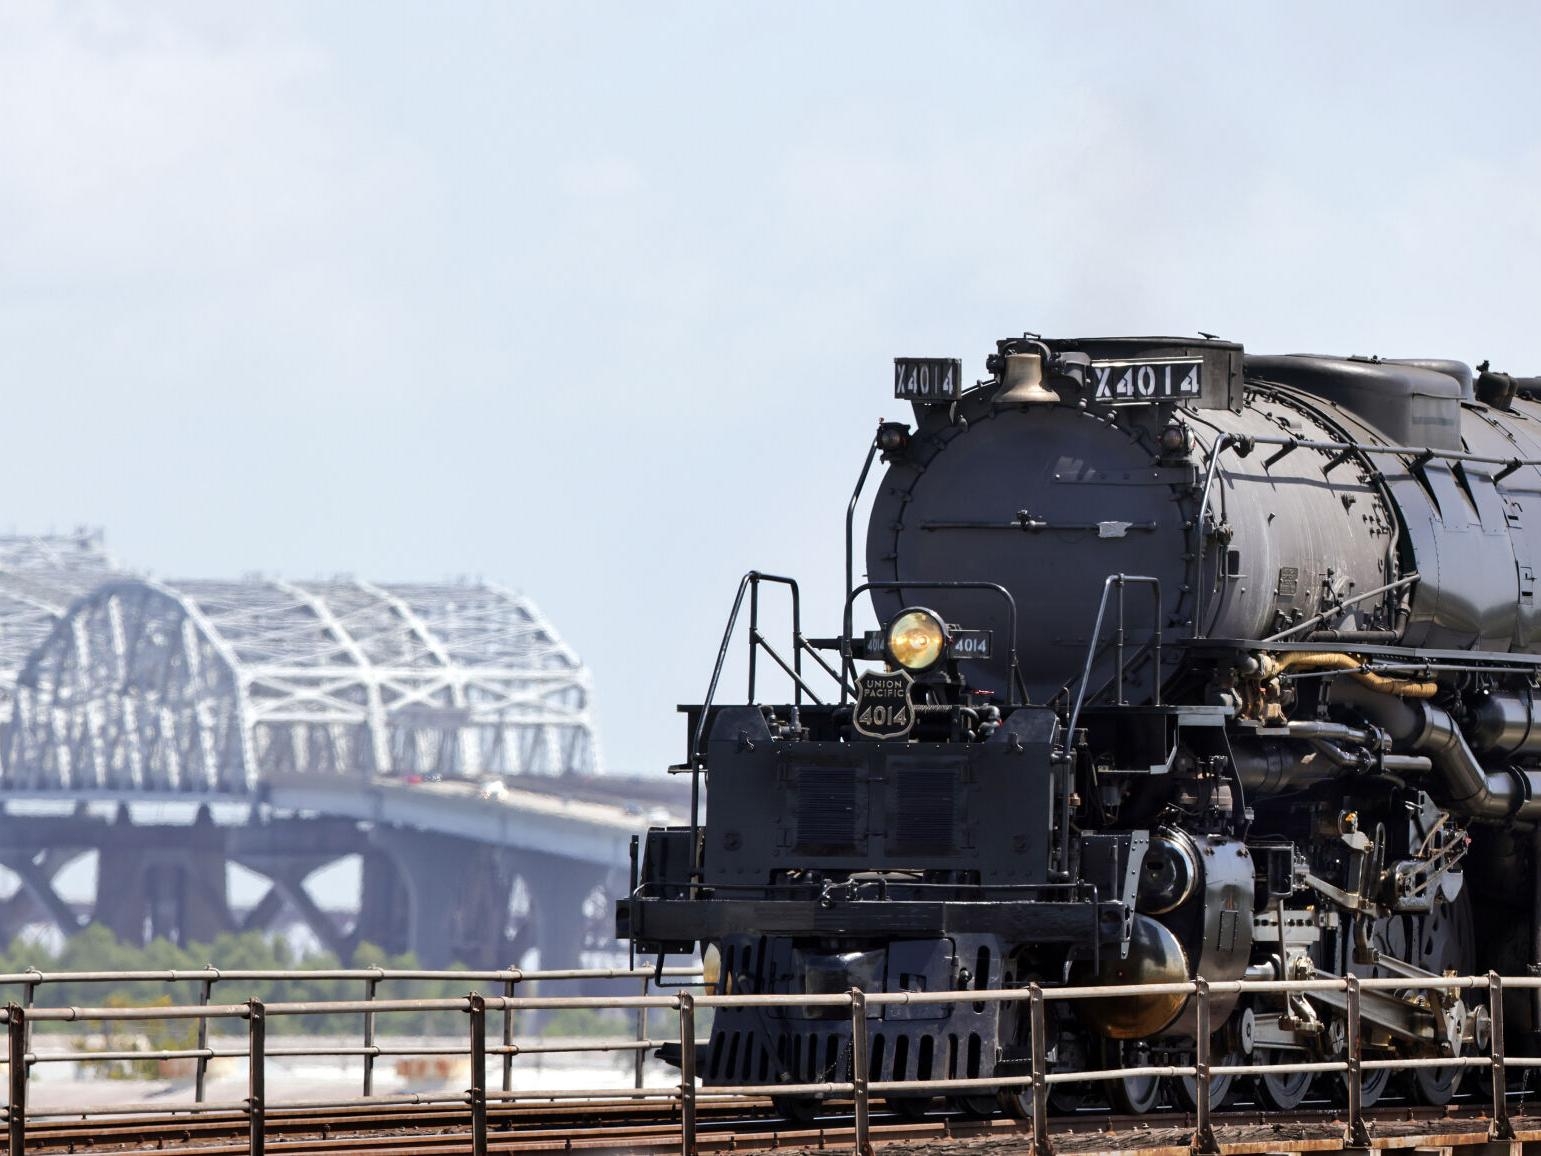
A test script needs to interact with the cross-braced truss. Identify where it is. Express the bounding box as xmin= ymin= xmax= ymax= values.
xmin=0 ymin=532 xmax=126 ymax=732
xmin=3 ymin=577 xmax=597 ymax=793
